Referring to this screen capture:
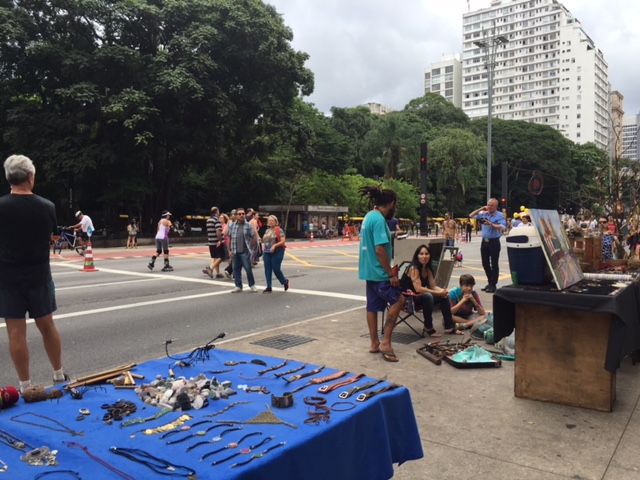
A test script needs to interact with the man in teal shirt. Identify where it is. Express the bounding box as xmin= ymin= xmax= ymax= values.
xmin=358 ymin=186 xmax=405 ymax=362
